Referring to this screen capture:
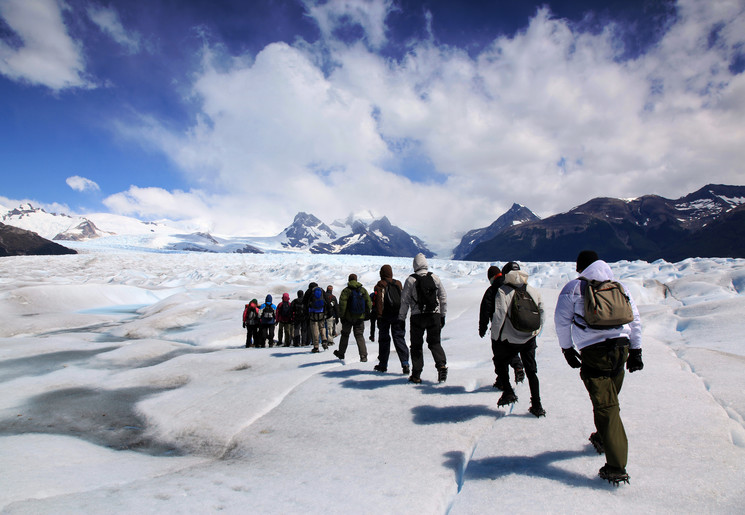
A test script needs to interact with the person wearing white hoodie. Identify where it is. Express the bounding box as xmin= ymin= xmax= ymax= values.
xmin=490 ymin=262 xmax=545 ymax=417
xmin=399 ymin=253 xmax=448 ymax=383
xmin=554 ymin=250 xmax=644 ymax=485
